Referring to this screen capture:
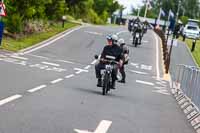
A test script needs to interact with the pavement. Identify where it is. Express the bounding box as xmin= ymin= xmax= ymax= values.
xmin=0 ymin=25 xmax=196 ymax=133
xmin=169 ymin=39 xmax=198 ymax=81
